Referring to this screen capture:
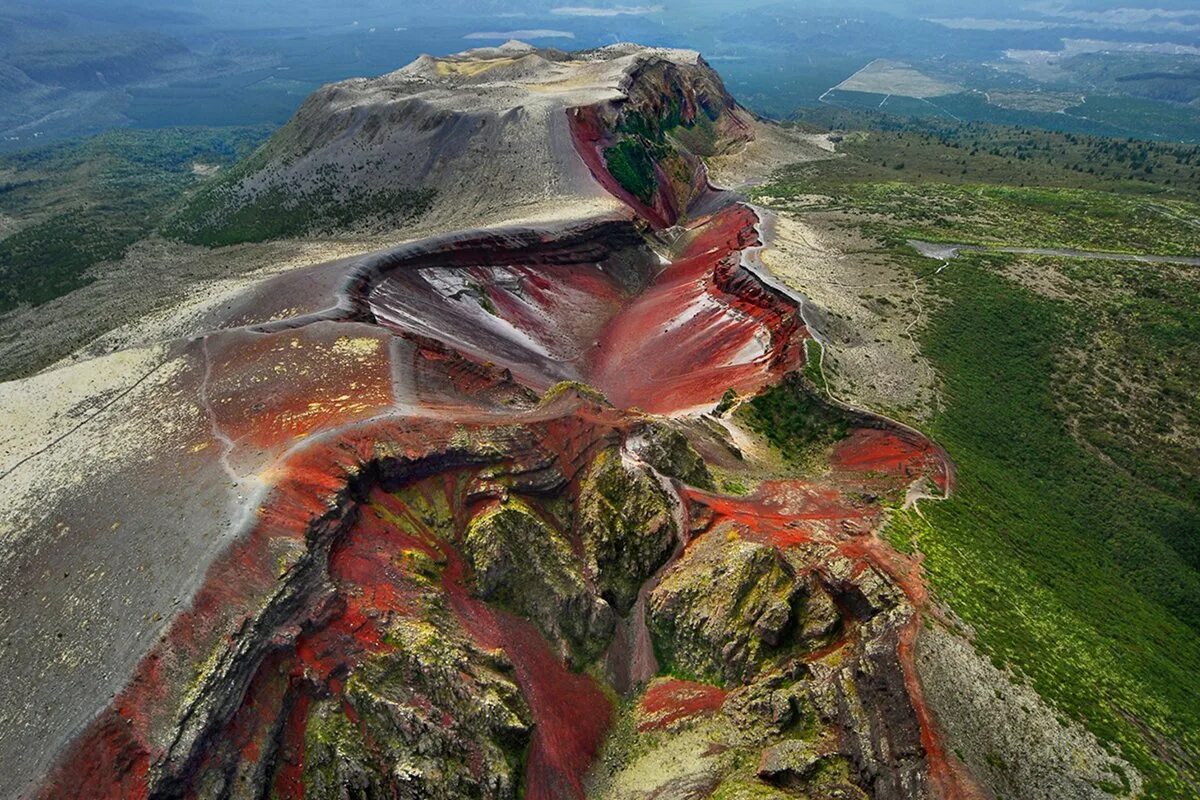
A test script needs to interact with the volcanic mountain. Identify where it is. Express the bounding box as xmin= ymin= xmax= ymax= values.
xmin=0 ymin=42 xmax=1136 ymax=800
